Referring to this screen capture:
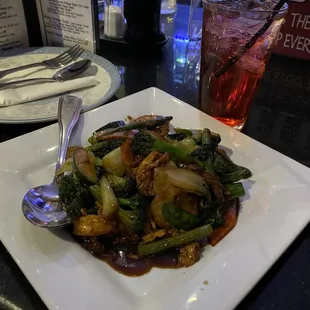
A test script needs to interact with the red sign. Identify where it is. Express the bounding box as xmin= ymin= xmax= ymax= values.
xmin=273 ymin=0 xmax=310 ymax=60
